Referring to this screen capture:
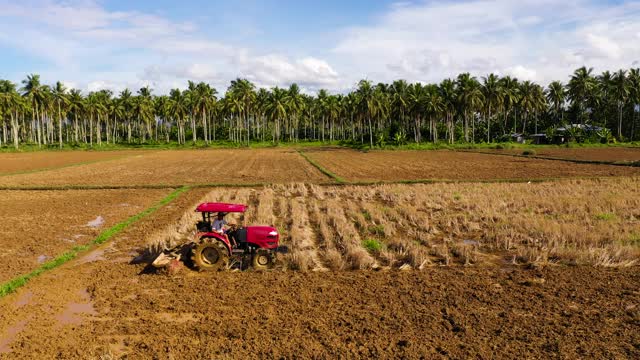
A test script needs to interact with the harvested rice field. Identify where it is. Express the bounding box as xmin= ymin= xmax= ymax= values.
xmin=151 ymin=179 xmax=640 ymax=270
xmin=303 ymin=148 xmax=640 ymax=182
xmin=0 ymin=189 xmax=170 ymax=282
xmin=0 ymin=149 xmax=326 ymax=187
